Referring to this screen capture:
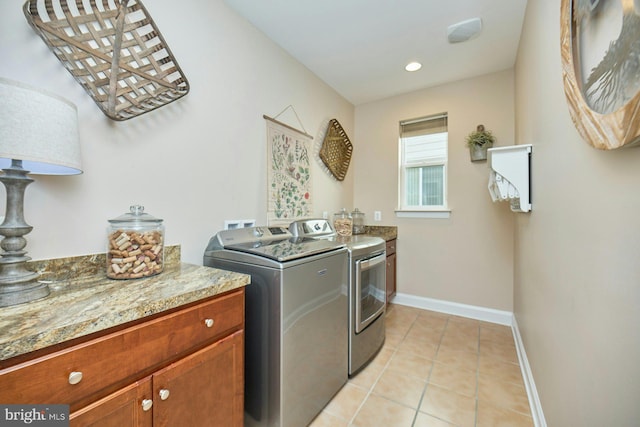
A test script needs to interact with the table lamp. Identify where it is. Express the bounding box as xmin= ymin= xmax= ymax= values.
xmin=0 ymin=78 xmax=82 ymax=307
